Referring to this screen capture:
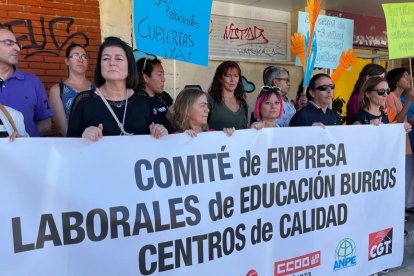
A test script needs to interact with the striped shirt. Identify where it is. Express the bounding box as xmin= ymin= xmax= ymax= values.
xmin=0 ymin=117 xmax=9 ymax=137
